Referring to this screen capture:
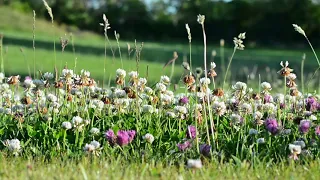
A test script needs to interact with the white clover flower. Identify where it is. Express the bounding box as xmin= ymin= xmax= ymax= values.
xmin=47 ymin=94 xmax=58 ymax=102
xmin=72 ymin=116 xmax=83 ymax=127
xmin=43 ymin=72 xmax=54 ymax=79
xmin=210 ymin=62 xmax=216 ymax=69
xmin=62 ymin=121 xmax=72 ymax=130
xmin=114 ymin=89 xmax=126 ymax=98
xmin=232 ymin=81 xmax=247 ymax=92
xmin=128 ymin=71 xmax=138 ymax=79
xmin=240 ymin=103 xmax=252 ymax=114
xmin=174 ymin=105 xmax=188 ymax=114
xmin=90 ymin=128 xmax=100 ymax=135
xmin=83 ymin=140 xmax=101 ymax=156
xmin=193 ymin=104 xmax=203 ymax=111
xmin=253 ymin=111 xmax=263 ymax=120
xmin=81 ymin=69 xmax=91 ymax=77
xmin=187 ymin=159 xmax=202 ymax=169
xmin=287 ymin=73 xmax=297 ymax=81
xmin=249 ymin=129 xmax=258 ymax=135
xmin=160 ymin=94 xmax=172 ymax=105
xmin=230 ymin=113 xmax=242 ymax=124
xmin=92 ymin=99 xmax=104 ymax=110
xmin=62 ymin=69 xmax=74 ymax=77
xmin=142 ymin=105 xmax=154 ymax=113
xmin=33 ymin=79 xmax=44 ymax=87
xmin=261 ymin=82 xmax=272 ymax=91
xmin=274 ymin=93 xmax=285 ymax=104
xmin=156 ymin=83 xmax=166 ymax=92
xmin=144 ymin=87 xmax=153 ymax=95
xmin=160 ymin=75 xmax=170 ymax=85
xmin=212 ymin=101 xmax=227 ymax=116
xmin=257 ymin=138 xmax=265 ymax=144
xmin=5 ymin=139 xmax=21 ymax=155
xmin=23 ymin=78 xmax=35 ymax=89
xmin=116 ymin=69 xmax=126 ymax=78
xmin=310 ymin=115 xmax=317 ymax=121
xmin=143 ymin=133 xmax=155 ymax=144
xmin=138 ymin=78 xmax=147 ymax=85
xmin=289 ymin=144 xmax=302 ymax=154
xmin=262 ymin=103 xmax=276 ymax=112
xmin=199 ymin=77 xmax=210 ymax=86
